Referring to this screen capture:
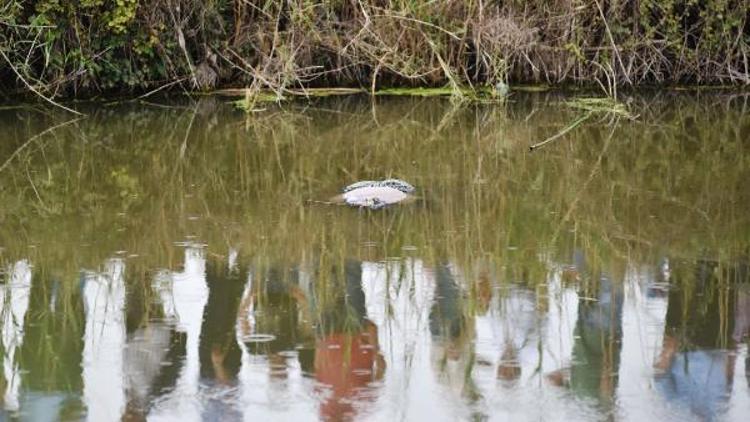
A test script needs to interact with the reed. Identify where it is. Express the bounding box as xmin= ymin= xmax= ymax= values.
xmin=1 ymin=1 xmax=749 ymax=102
xmin=1 ymin=93 xmax=748 ymax=283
